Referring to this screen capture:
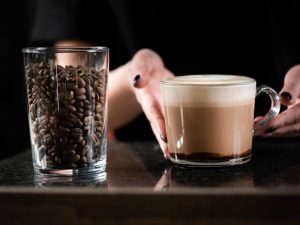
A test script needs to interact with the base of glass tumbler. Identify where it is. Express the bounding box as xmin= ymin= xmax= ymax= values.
xmin=34 ymin=159 xmax=106 ymax=177
xmin=34 ymin=172 xmax=107 ymax=187
xmin=33 ymin=159 xmax=107 ymax=187
xmin=34 ymin=160 xmax=107 ymax=187
xmin=169 ymin=154 xmax=251 ymax=167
